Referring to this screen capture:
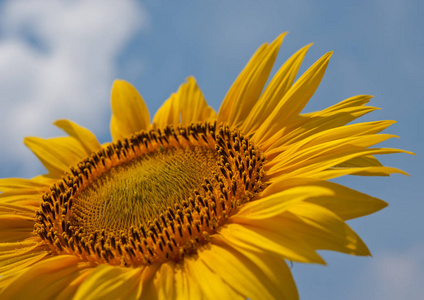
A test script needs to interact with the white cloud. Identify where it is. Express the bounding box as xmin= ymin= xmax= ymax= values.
xmin=0 ymin=0 xmax=149 ymax=177
xmin=350 ymin=245 xmax=424 ymax=300
xmin=374 ymin=247 xmax=424 ymax=299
